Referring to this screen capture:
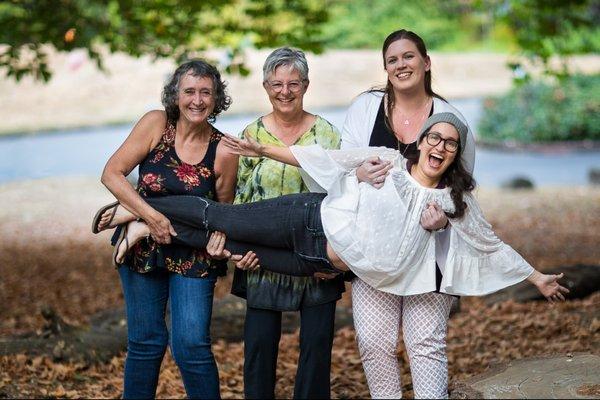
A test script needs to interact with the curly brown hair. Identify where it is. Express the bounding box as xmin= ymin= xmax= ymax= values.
xmin=161 ymin=60 xmax=232 ymax=124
